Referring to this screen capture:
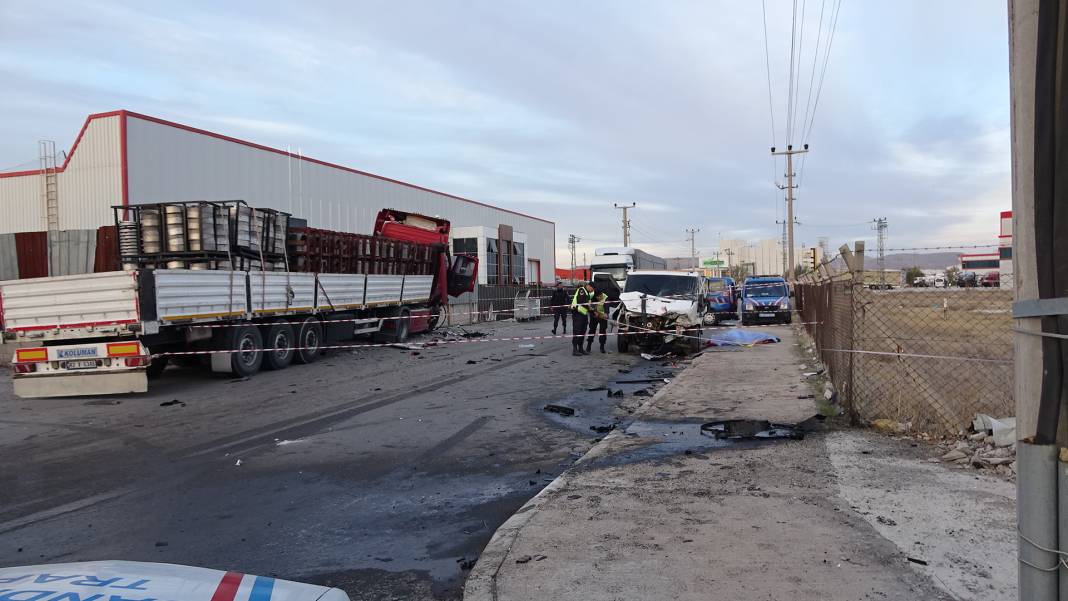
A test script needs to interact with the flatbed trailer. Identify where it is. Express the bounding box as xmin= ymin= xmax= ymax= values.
xmin=1 ymin=208 xmax=477 ymax=398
